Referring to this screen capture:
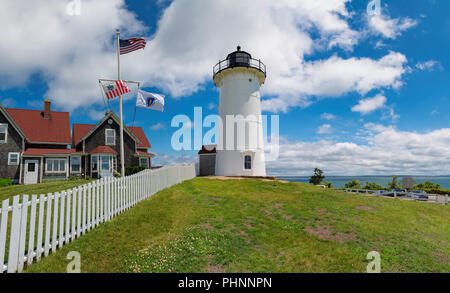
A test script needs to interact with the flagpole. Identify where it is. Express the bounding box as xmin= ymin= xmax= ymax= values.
xmin=116 ymin=29 xmax=125 ymax=178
